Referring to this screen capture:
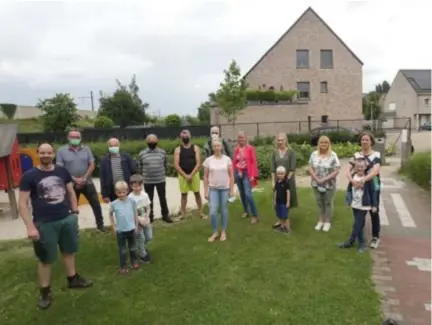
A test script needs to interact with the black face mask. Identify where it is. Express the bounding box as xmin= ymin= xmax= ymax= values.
xmin=182 ymin=137 xmax=190 ymax=144
xmin=147 ymin=142 xmax=157 ymax=149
